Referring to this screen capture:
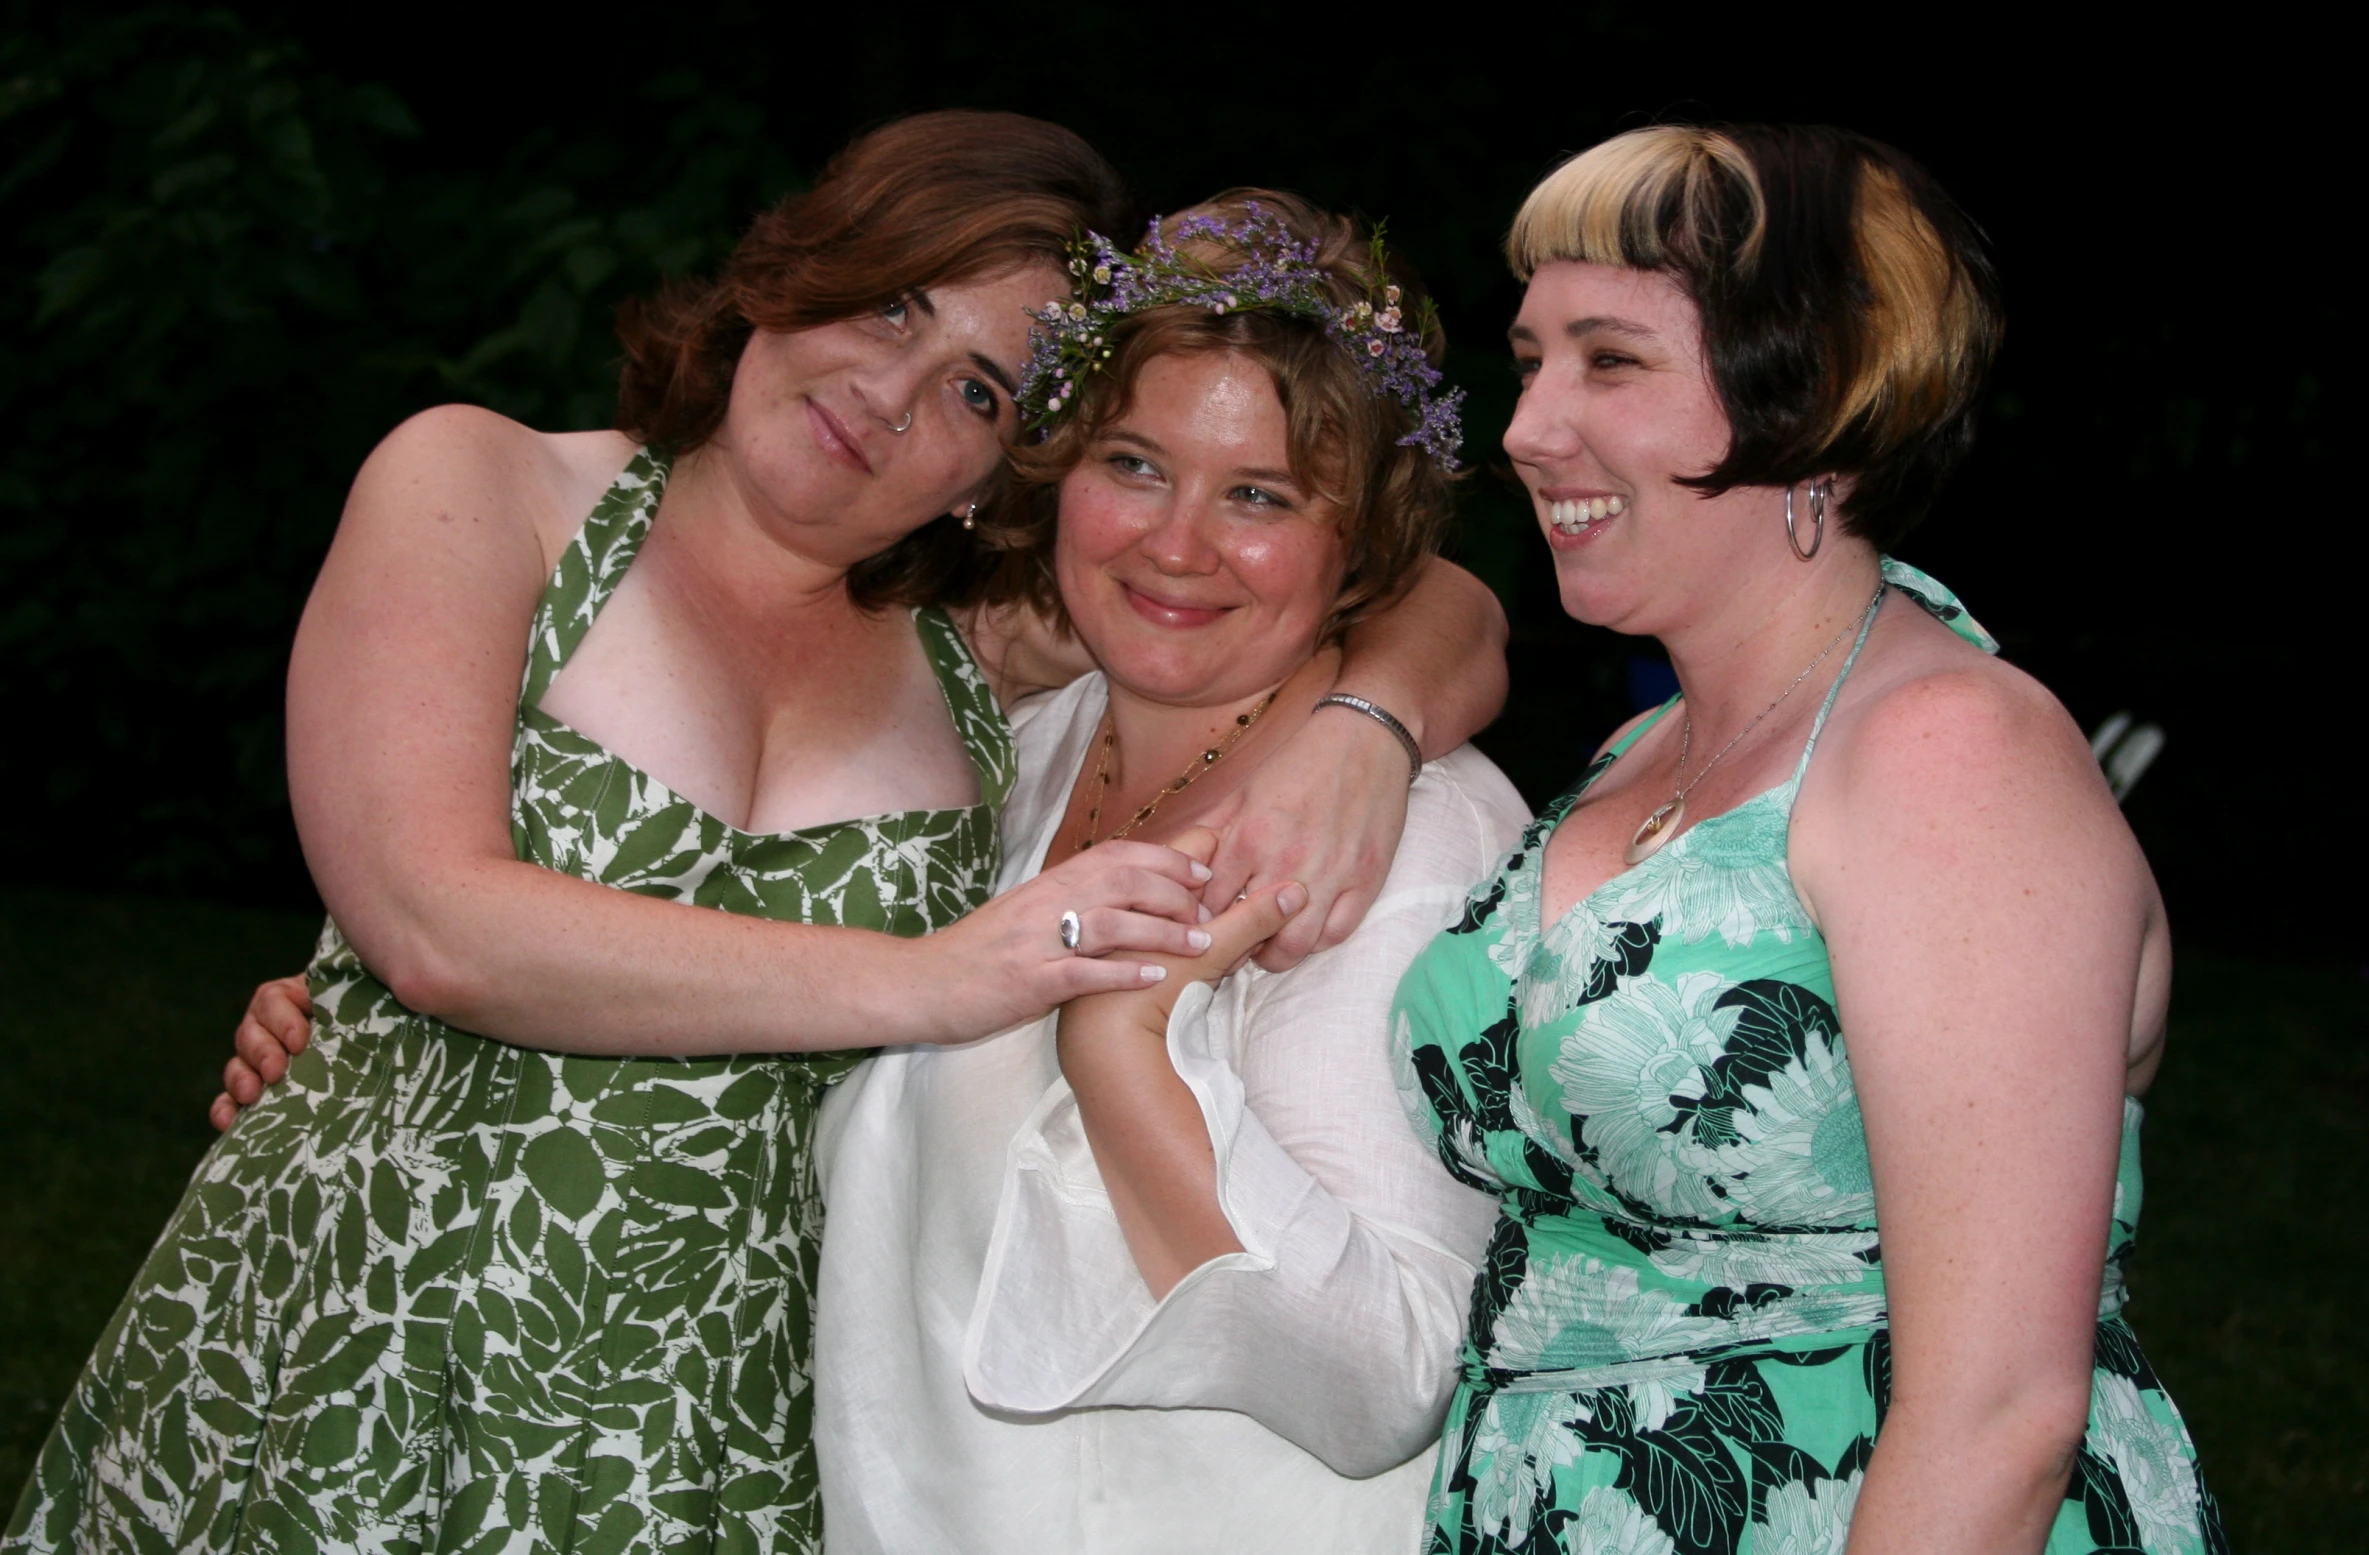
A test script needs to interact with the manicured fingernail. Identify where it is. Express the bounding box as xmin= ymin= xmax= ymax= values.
xmin=1190 ymin=862 xmax=1213 ymax=882
xmin=1198 ymin=903 xmax=1213 ymax=923
xmin=1188 ymin=929 xmax=1212 ymax=951
xmin=1140 ymin=964 xmax=1168 ymax=983
xmin=1279 ymin=884 xmax=1308 ymax=915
